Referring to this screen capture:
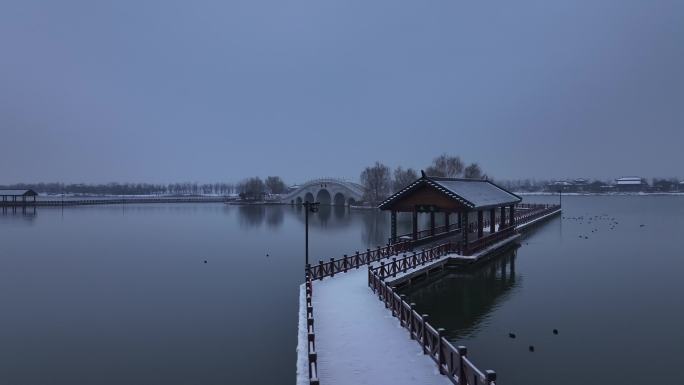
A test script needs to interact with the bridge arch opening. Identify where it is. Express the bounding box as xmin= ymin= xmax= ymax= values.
xmin=304 ymin=193 xmax=314 ymax=203
xmin=347 ymin=198 xmax=356 ymax=206
xmin=296 ymin=197 xmax=303 ymax=205
xmin=333 ymin=193 xmax=346 ymax=206
xmin=316 ymin=189 xmax=331 ymax=205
